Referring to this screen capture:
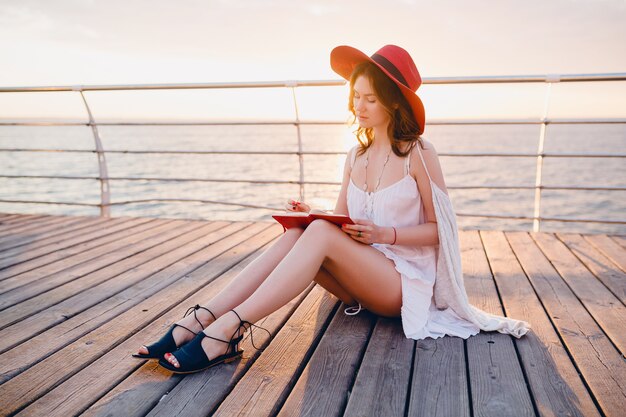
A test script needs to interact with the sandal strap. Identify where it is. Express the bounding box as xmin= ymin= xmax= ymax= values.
xmin=172 ymin=323 xmax=197 ymax=336
xmin=199 ymin=332 xmax=230 ymax=345
xmin=230 ymin=309 xmax=272 ymax=352
xmin=183 ymin=304 xmax=217 ymax=330
xmin=198 ymin=331 xmax=244 ymax=358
